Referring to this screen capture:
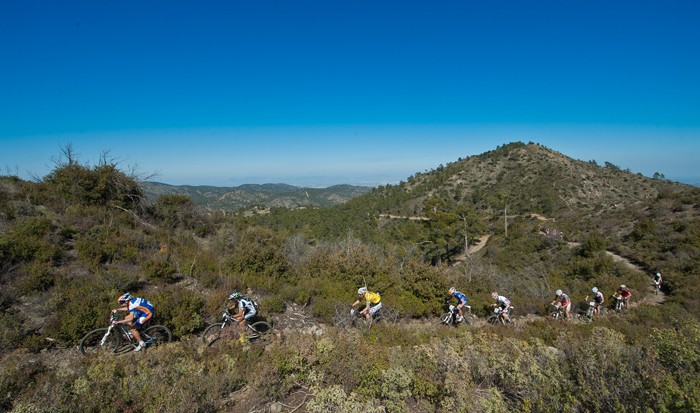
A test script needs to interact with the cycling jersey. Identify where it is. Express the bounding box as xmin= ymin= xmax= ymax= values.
xmin=558 ymin=293 xmax=570 ymax=306
xmin=128 ymin=297 xmax=154 ymax=327
xmin=363 ymin=292 xmax=381 ymax=305
xmin=593 ymin=291 xmax=604 ymax=303
xmin=619 ymin=289 xmax=632 ymax=298
xmin=496 ymin=295 xmax=511 ymax=309
xmin=238 ymin=297 xmax=257 ymax=320
xmin=452 ymin=291 xmax=468 ymax=306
